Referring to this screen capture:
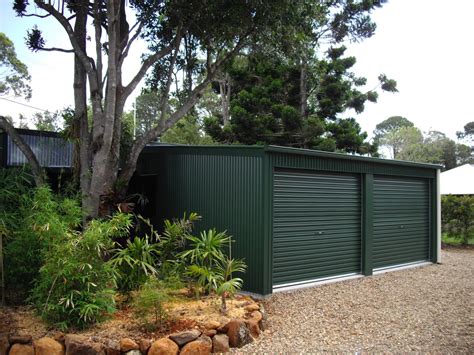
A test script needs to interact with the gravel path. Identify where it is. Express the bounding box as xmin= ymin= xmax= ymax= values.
xmin=238 ymin=249 xmax=474 ymax=353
